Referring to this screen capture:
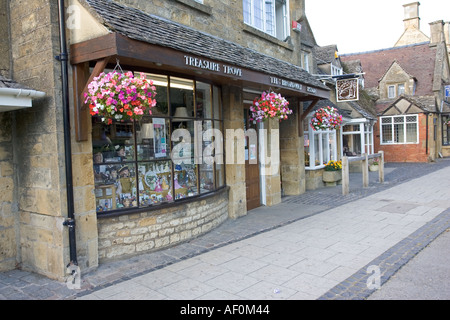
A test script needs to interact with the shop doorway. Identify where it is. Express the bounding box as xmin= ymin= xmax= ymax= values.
xmin=244 ymin=106 xmax=261 ymax=211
